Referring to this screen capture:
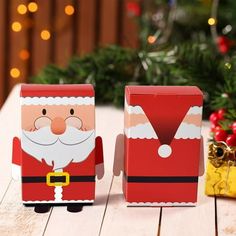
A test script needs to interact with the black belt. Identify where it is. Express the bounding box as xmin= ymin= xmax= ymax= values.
xmin=123 ymin=173 xmax=198 ymax=183
xmin=22 ymin=175 xmax=95 ymax=183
